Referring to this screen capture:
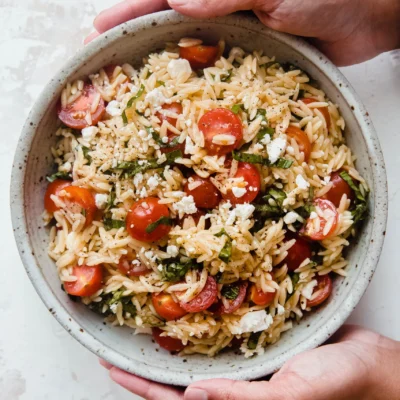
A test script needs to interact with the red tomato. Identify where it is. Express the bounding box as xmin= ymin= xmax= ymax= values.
xmin=307 ymin=275 xmax=333 ymax=308
xmin=222 ymin=162 xmax=261 ymax=205
xmin=218 ymin=281 xmax=248 ymax=315
xmin=184 ymin=175 xmax=221 ymax=209
xmin=152 ymin=293 xmax=188 ymax=321
xmin=304 ymin=199 xmax=339 ymax=241
xmin=64 ymin=264 xmax=103 ymax=297
xmin=286 ymin=126 xmax=312 ymax=162
xmin=152 ymin=328 xmax=185 ymax=352
xmin=179 ymin=45 xmax=219 ymax=69
xmin=117 ymin=256 xmax=151 ymax=277
xmin=44 ymin=180 xmax=72 ymax=213
xmin=283 ymin=234 xmax=312 ymax=271
xmin=300 ymin=97 xmax=331 ymax=128
xmin=179 ymin=276 xmax=218 ymax=313
xmin=199 ymin=108 xmax=243 ymax=156
xmin=322 ymin=170 xmax=355 ymax=208
xmin=58 ymin=84 xmax=105 ymax=130
xmin=248 ymin=284 xmax=276 ymax=306
xmin=126 ymin=197 xmax=172 ymax=243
